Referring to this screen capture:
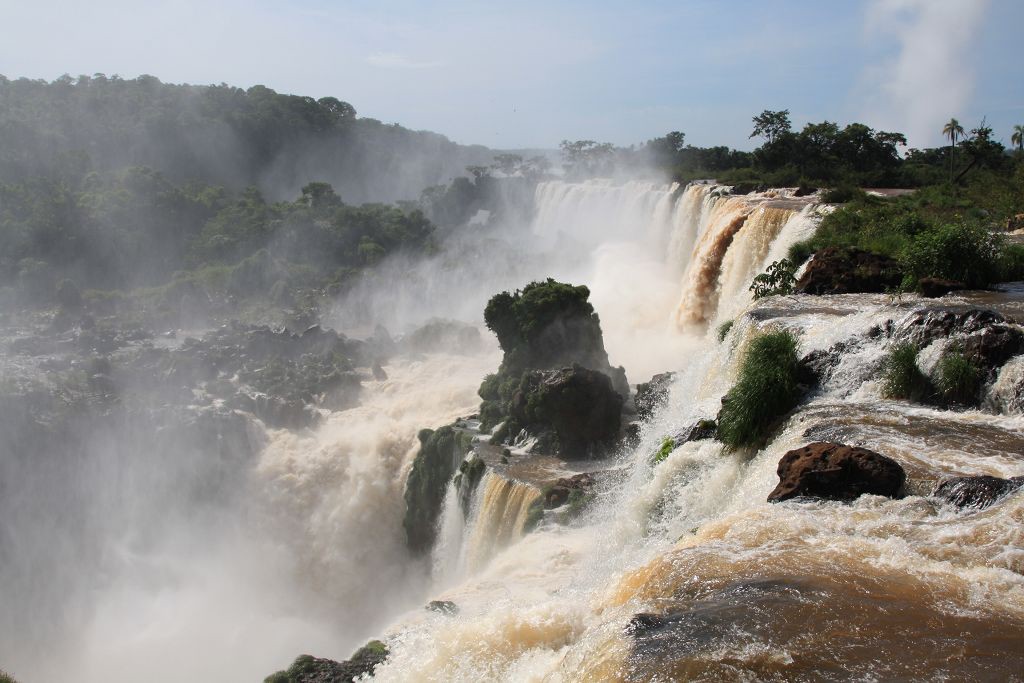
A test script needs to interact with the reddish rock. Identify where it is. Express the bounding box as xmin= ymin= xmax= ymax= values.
xmin=794 ymin=247 xmax=903 ymax=295
xmin=544 ymin=472 xmax=596 ymax=508
xmin=768 ymin=442 xmax=905 ymax=503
